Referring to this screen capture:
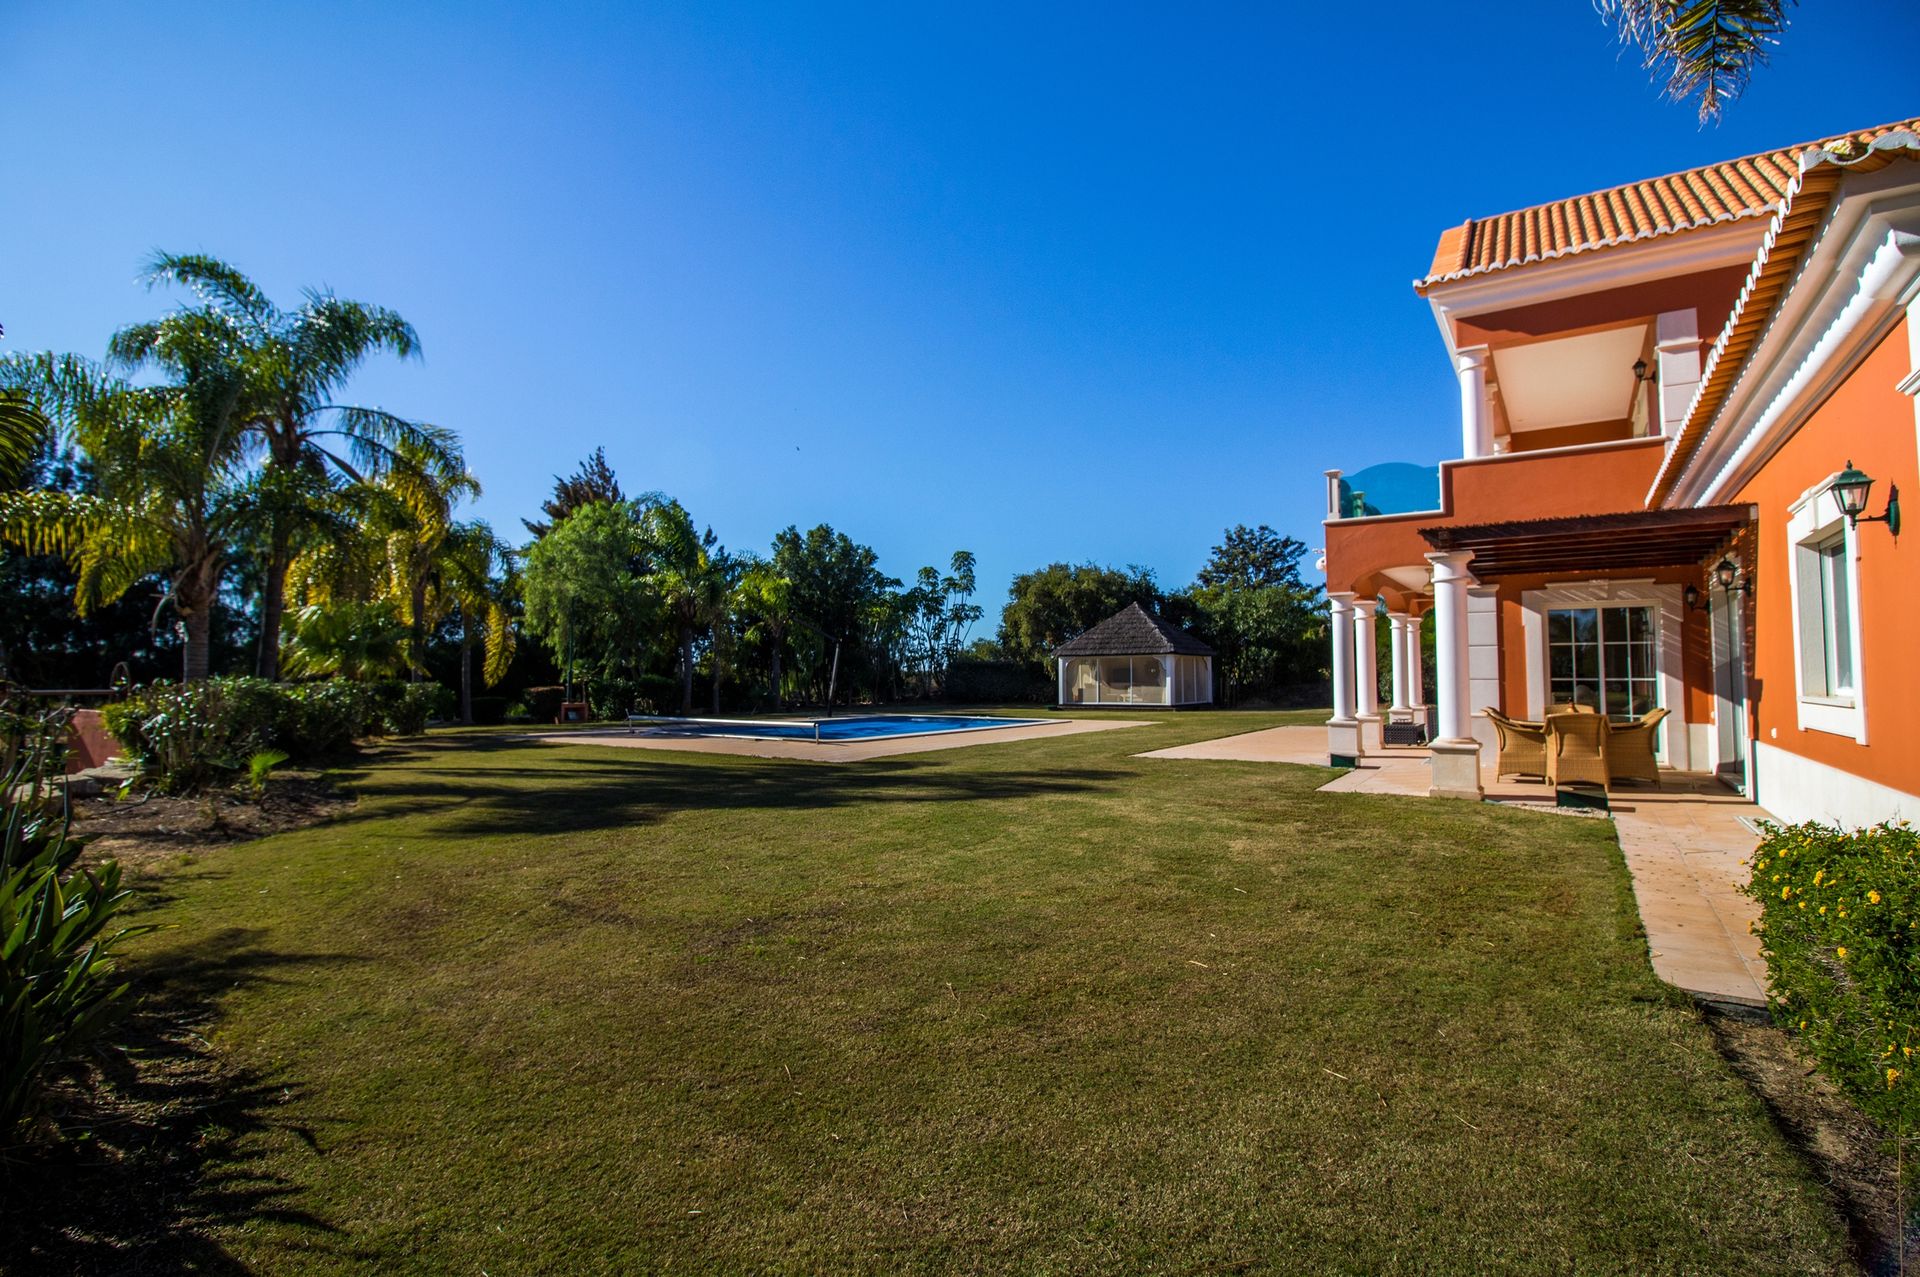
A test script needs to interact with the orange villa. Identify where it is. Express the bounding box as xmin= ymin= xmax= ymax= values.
xmin=1321 ymin=116 xmax=1920 ymax=827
